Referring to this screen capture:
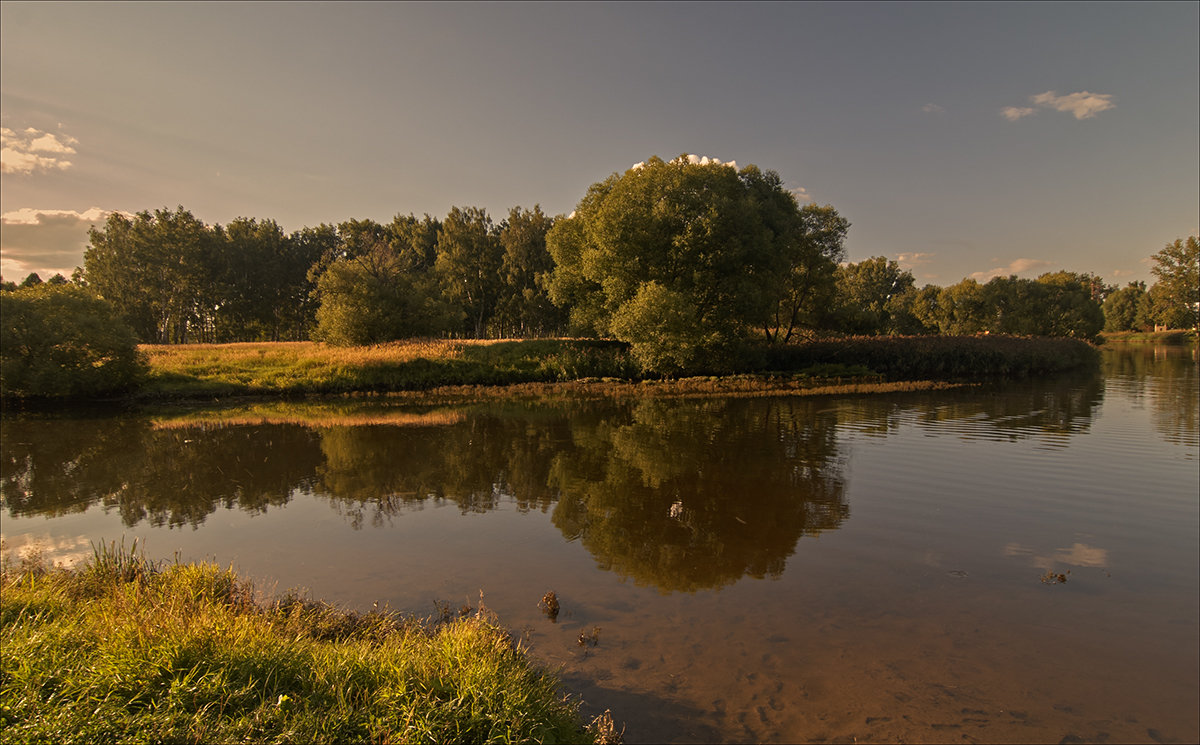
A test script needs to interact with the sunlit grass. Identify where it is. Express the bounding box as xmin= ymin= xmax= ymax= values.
xmin=0 ymin=542 xmax=606 ymax=744
xmin=151 ymin=400 xmax=468 ymax=429
xmin=131 ymin=335 xmax=1098 ymax=401
xmin=137 ymin=339 xmax=637 ymax=398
